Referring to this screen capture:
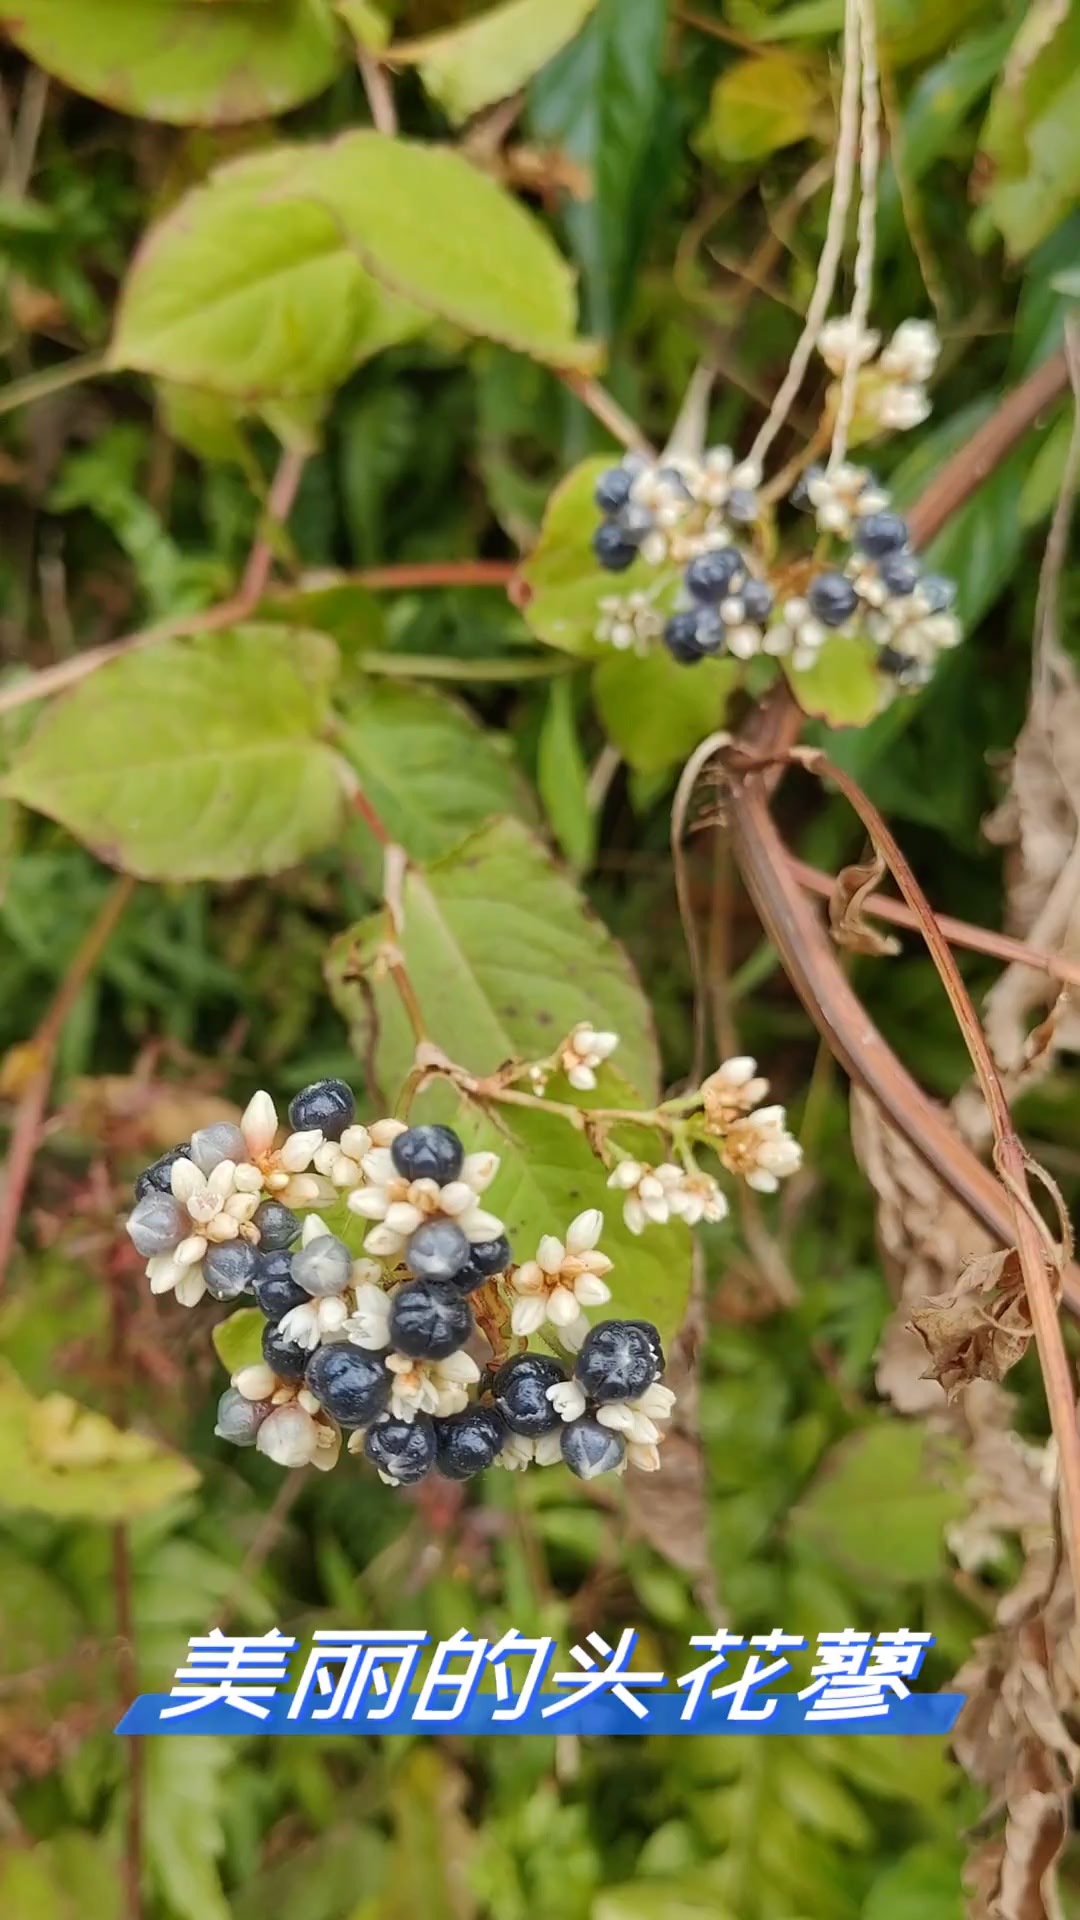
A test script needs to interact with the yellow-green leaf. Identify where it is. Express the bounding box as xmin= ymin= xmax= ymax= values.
xmin=697 ymin=51 xmax=824 ymax=165
xmin=784 ymin=633 xmax=882 ymax=727
xmin=521 ymin=457 xmax=679 ymax=657
xmin=0 ymin=1363 xmax=199 ymax=1520
xmin=391 ymin=0 xmax=597 ymax=127
xmin=594 ymin=648 xmax=742 ymax=775
xmin=212 ymin=1308 xmax=266 ymax=1376
xmin=5 ymin=626 xmax=346 ymax=882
